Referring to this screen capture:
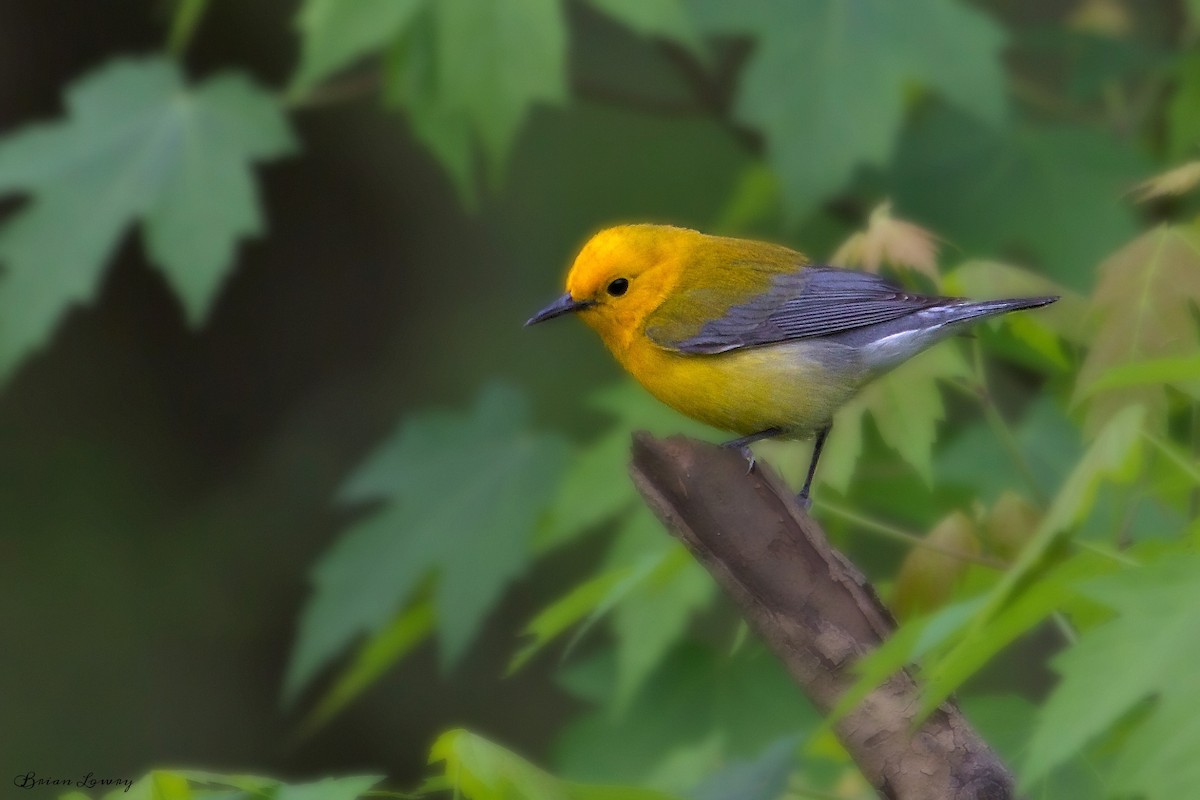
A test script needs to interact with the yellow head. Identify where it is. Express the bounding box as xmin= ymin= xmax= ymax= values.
xmin=526 ymin=224 xmax=700 ymax=350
